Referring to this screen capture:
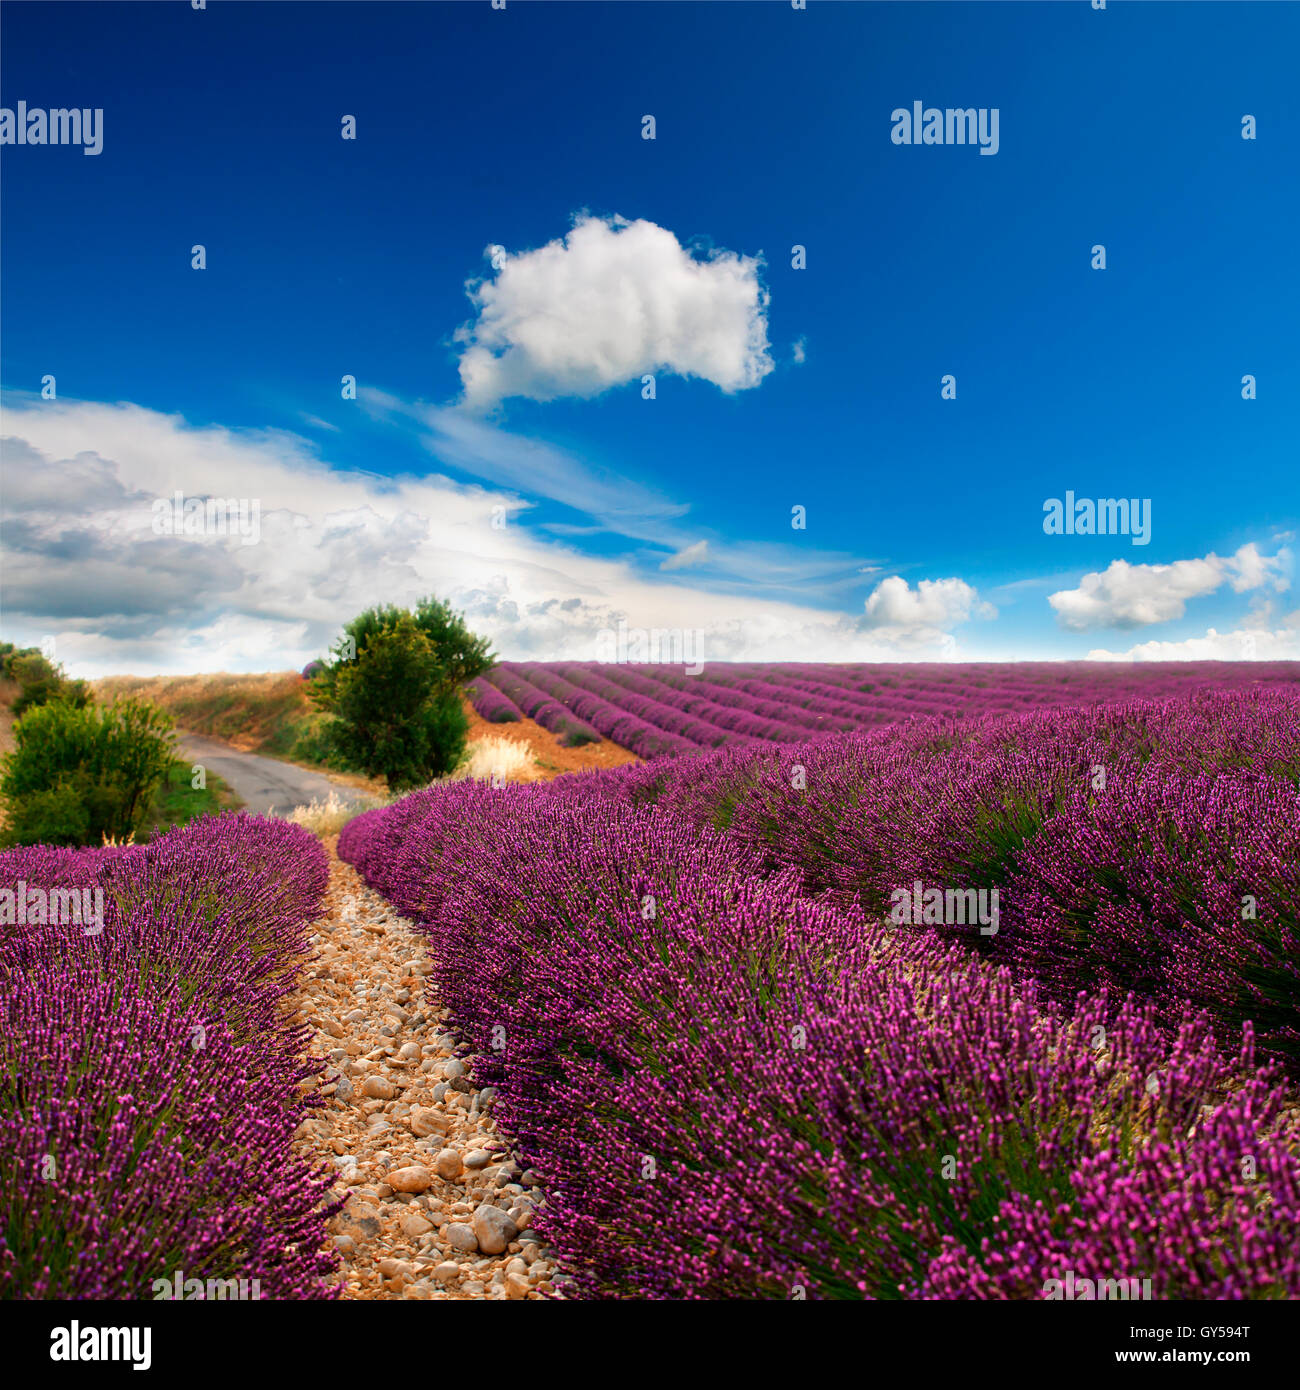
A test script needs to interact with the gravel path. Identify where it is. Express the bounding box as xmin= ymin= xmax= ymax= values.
xmin=292 ymin=839 xmax=562 ymax=1300
xmin=177 ymin=735 xmax=372 ymax=817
